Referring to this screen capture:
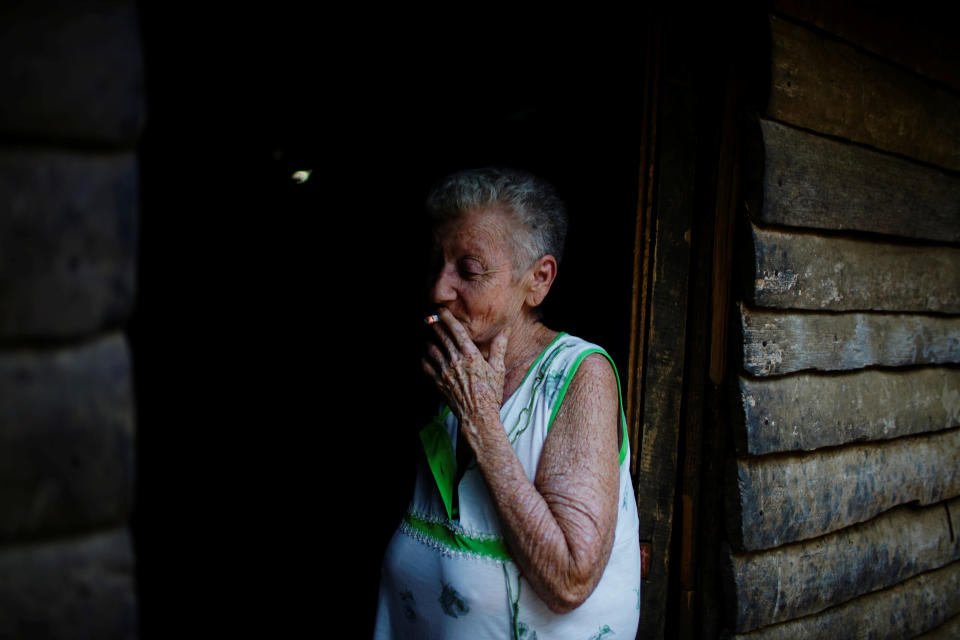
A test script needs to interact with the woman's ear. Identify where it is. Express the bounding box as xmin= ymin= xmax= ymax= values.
xmin=526 ymin=254 xmax=558 ymax=307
